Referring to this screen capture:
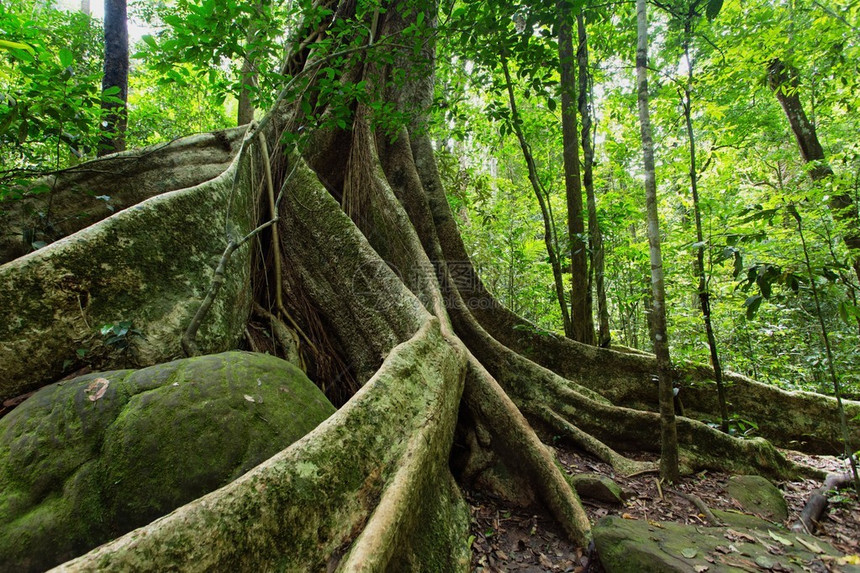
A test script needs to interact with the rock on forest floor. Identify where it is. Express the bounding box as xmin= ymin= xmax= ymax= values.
xmin=468 ymin=447 xmax=859 ymax=572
